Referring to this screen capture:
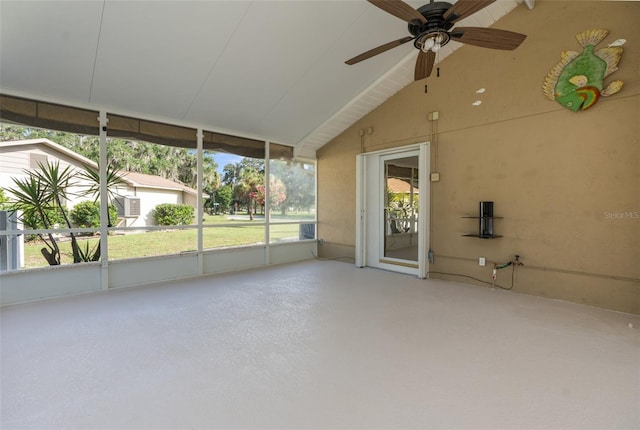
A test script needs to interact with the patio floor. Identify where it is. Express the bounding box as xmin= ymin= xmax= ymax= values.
xmin=1 ymin=260 xmax=638 ymax=429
